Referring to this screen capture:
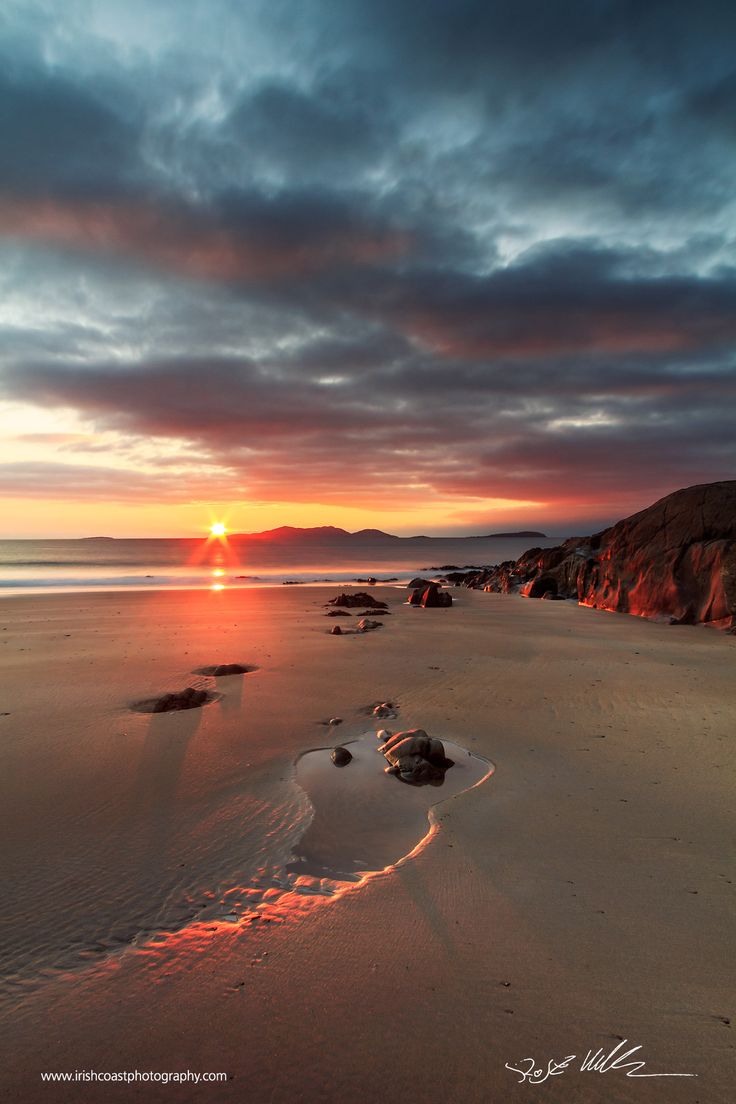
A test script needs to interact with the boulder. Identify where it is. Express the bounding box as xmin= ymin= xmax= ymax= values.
xmin=357 ymin=618 xmax=381 ymax=632
xmin=464 ymin=481 xmax=736 ymax=629
xmin=331 ymin=746 xmax=352 ymax=767
xmin=443 ymin=571 xmax=476 ymax=584
xmin=194 ymin=662 xmax=253 ymax=676
xmin=136 ymin=687 xmax=211 ymax=713
xmin=330 ymin=625 xmax=343 ymax=635
xmin=410 ymin=582 xmax=453 ymax=608
xmin=327 ymin=592 xmax=388 ymax=610
xmin=422 ymin=584 xmax=452 ymax=608
xmin=377 ymin=727 xmax=454 ymax=785
xmin=407 ymin=577 xmax=433 ymax=589
xmin=521 ymin=575 xmax=558 ymax=599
